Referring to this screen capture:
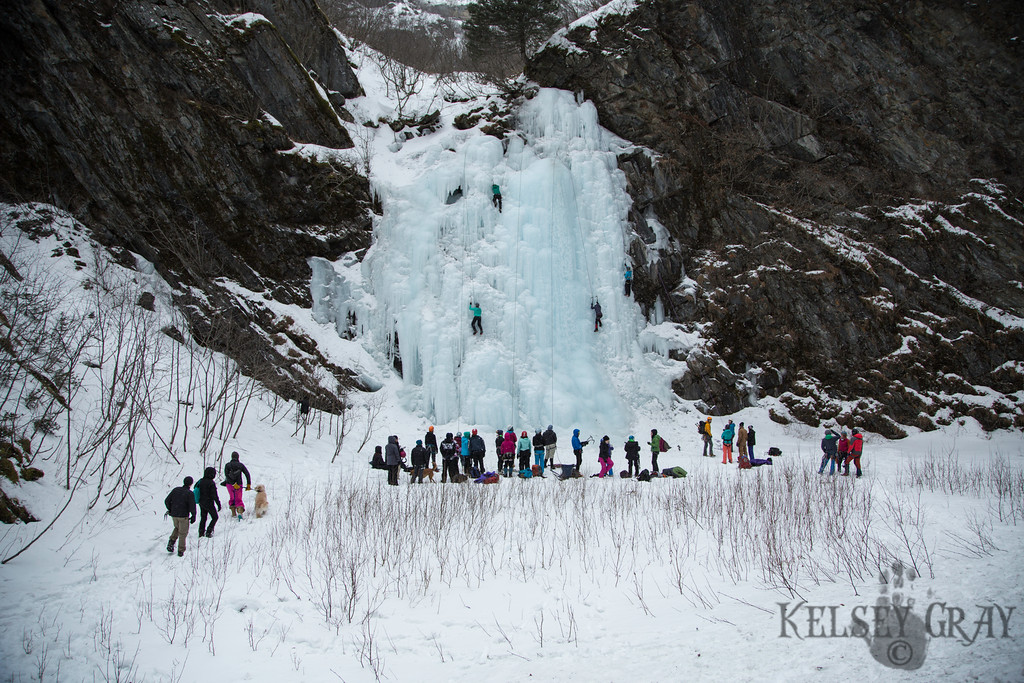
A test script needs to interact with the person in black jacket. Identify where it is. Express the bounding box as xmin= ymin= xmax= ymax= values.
xmin=439 ymin=432 xmax=460 ymax=483
xmin=196 ymin=467 xmax=221 ymax=538
xmin=410 ymin=439 xmax=429 ymax=483
xmin=469 ymin=429 xmax=486 ymax=474
xmin=542 ymin=425 xmax=557 ymax=469
xmin=223 ymin=451 xmax=251 ymax=520
xmin=623 ymin=436 xmax=642 ymax=477
xmin=385 ymin=435 xmax=401 ymax=486
xmin=165 ymin=476 xmax=196 ymax=556
xmin=424 ymin=426 xmax=438 ymax=469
